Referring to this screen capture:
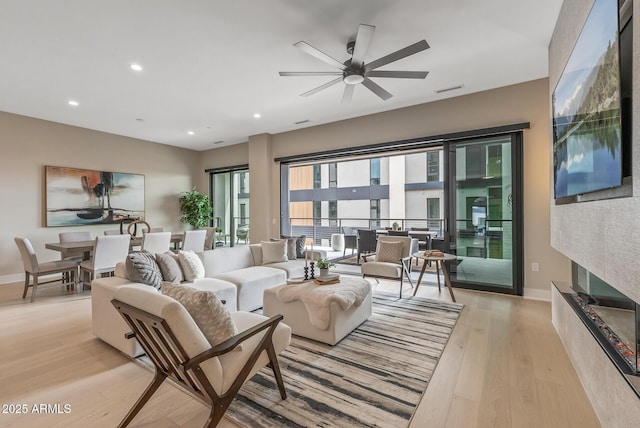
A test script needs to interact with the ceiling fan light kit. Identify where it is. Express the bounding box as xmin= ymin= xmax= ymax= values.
xmin=279 ymin=24 xmax=429 ymax=102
